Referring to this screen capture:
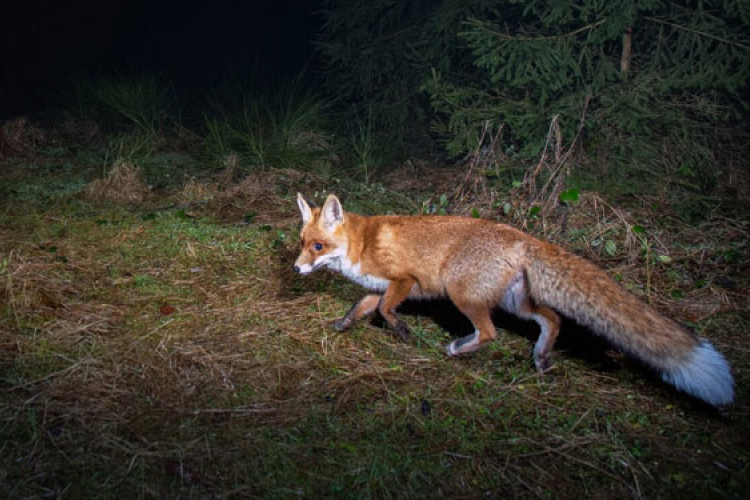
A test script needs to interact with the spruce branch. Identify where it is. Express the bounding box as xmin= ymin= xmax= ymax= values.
xmin=643 ymin=16 xmax=750 ymax=52
xmin=465 ymin=18 xmax=607 ymax=41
